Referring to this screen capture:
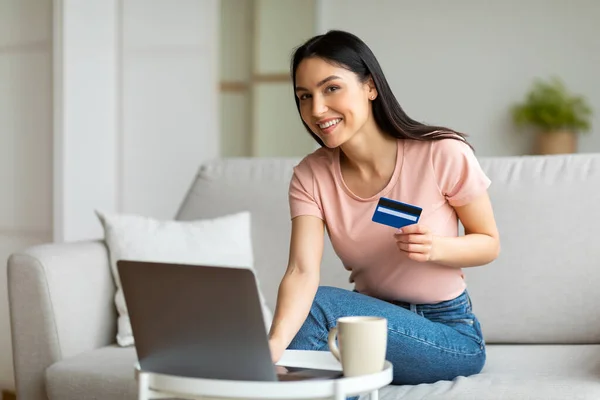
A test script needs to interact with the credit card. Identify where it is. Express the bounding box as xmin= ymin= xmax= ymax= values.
xmin=372 ymin=197 xmax=422 ymax=229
